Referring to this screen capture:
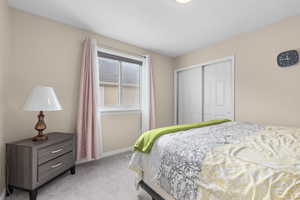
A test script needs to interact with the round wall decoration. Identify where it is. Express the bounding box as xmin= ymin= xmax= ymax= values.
xmin=277 ymin=50 xmax=299 ymax=67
